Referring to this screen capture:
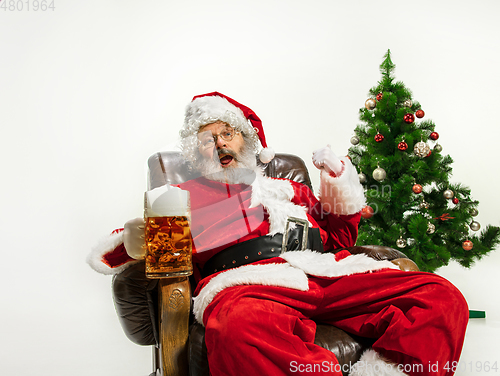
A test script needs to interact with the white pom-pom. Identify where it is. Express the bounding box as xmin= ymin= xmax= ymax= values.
xmin=259 ymin=147 xmax=275 ymax=163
